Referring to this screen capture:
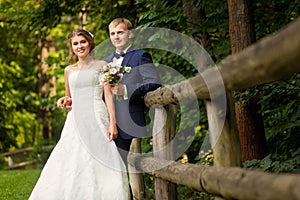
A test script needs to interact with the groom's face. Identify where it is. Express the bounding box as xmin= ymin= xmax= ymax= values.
xmin=109 ymin=23 xmax=132 ymax=52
